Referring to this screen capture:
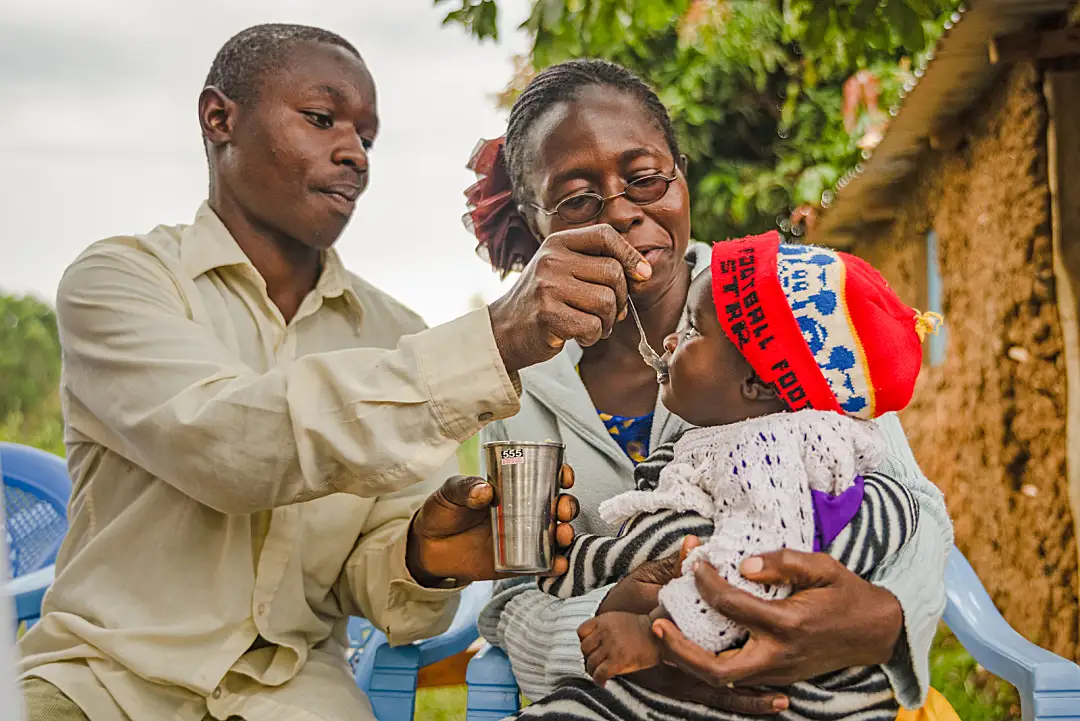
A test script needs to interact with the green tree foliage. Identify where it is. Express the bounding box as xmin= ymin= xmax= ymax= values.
xmin=0 ymin=293 xmax=65 ymax=457
xmin=437 ymin=0 xmax=963 ymax=240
